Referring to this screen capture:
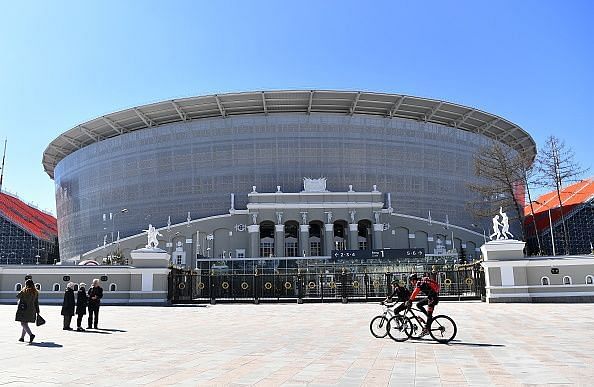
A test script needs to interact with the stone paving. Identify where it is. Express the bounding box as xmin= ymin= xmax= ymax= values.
xmin=1 ymin=301 xmax=593 ymax=386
